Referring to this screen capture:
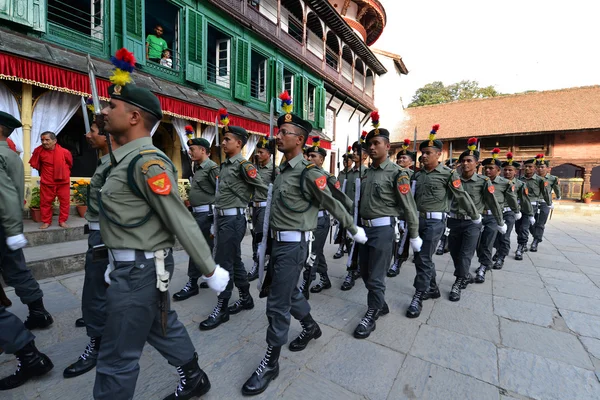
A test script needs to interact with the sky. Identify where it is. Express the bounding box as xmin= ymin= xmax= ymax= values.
xmin=375 ymin=0 xmax=600 ymax=107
